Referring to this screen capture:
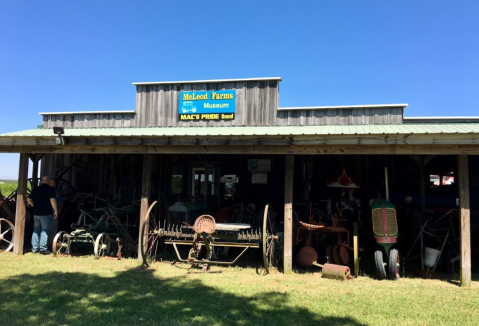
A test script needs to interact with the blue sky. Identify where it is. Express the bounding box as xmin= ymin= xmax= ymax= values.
xmin=0 ymin=1 xmax=478 ymax=179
